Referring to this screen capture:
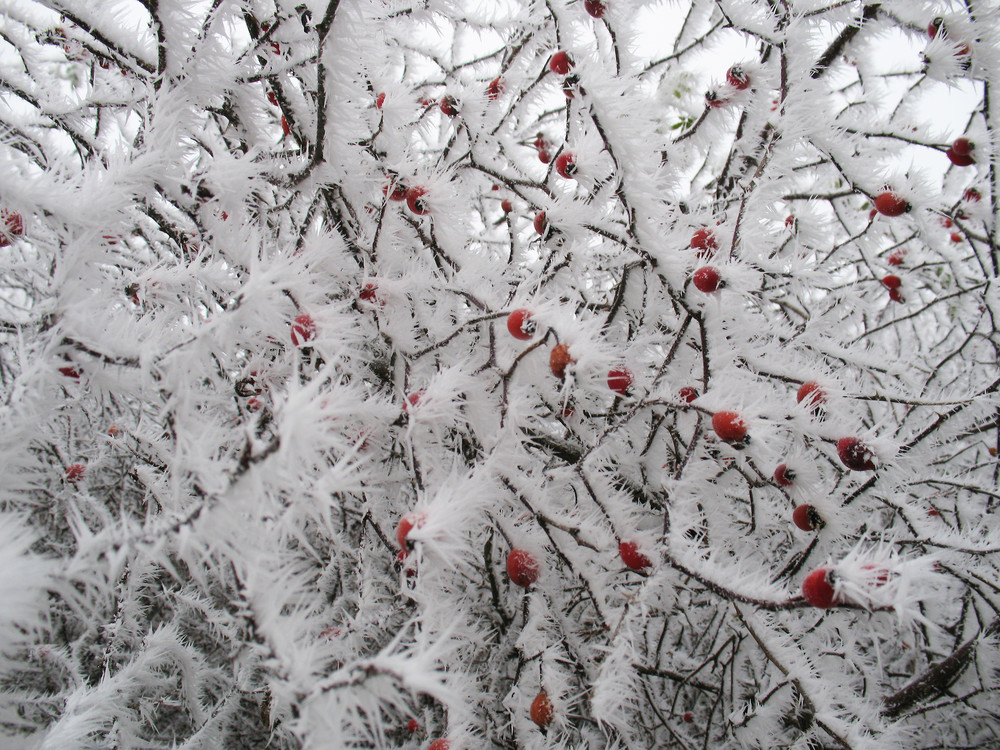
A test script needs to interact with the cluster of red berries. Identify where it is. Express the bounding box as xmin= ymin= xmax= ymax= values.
xmin=882 ymin=274 xmax=903 ymax=303
xmin=509 ymin=309 xmax=633 ymax=393
xmin=703 ymin=381 xmax=878 ymax=543
xmin=384 ymin=176 xmax=431 ymax=215
xmin=548 ymin=50 xmax=579 ymax=97
xmin=436 ymin=77 xmax=502 ymax=115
